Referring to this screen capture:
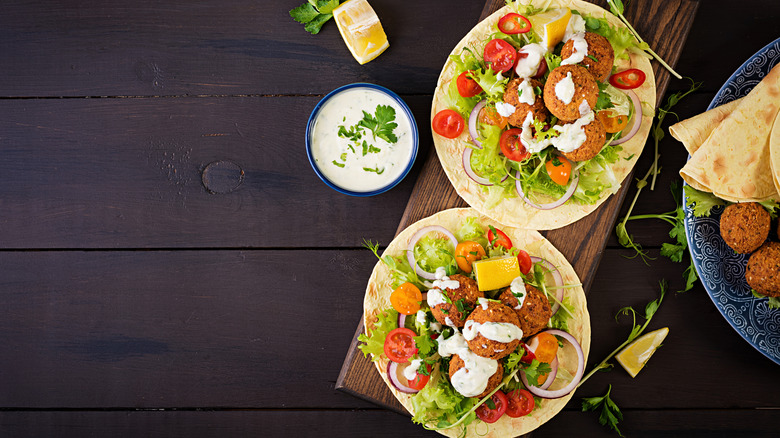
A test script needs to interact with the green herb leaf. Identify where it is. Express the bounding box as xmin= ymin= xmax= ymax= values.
xmin=582 ymin=385 xmax=624 ymax=437
xmin=359 ymin=105 xmax=399 ymax=143
xmin=289 ymin=0 xmax=342 ymax=35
